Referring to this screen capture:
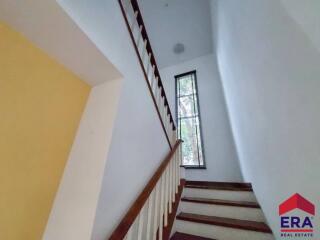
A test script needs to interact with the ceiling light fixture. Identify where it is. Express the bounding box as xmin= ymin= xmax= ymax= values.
xmin=173 ymin=43 xmax=185 ymax=54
